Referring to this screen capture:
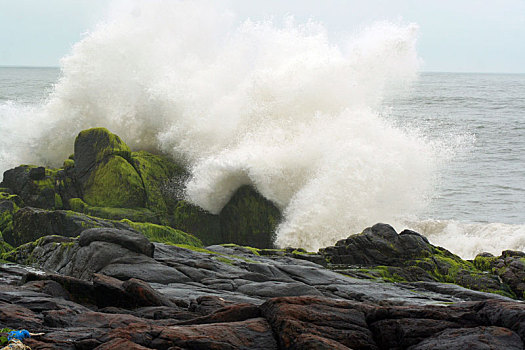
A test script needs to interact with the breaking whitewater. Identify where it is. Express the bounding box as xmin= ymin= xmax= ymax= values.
xmin=1 ymin=2 xmax=524 ymax=259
